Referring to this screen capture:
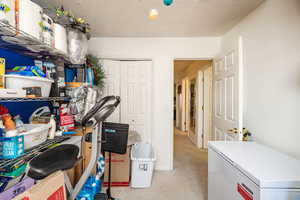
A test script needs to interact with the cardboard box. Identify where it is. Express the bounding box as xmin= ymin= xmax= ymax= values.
xmin=67 ymin=158 xmax=83 ymax=187
xmin=13 ymin=171 xmax=66 ymax=200
xmin=104 ymin=147 xmax=131 ymax=187
xmin=83 ymin=141 xmax=96 ymax=175
xmin=74 ymin=126 xmax=92 ymax=136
